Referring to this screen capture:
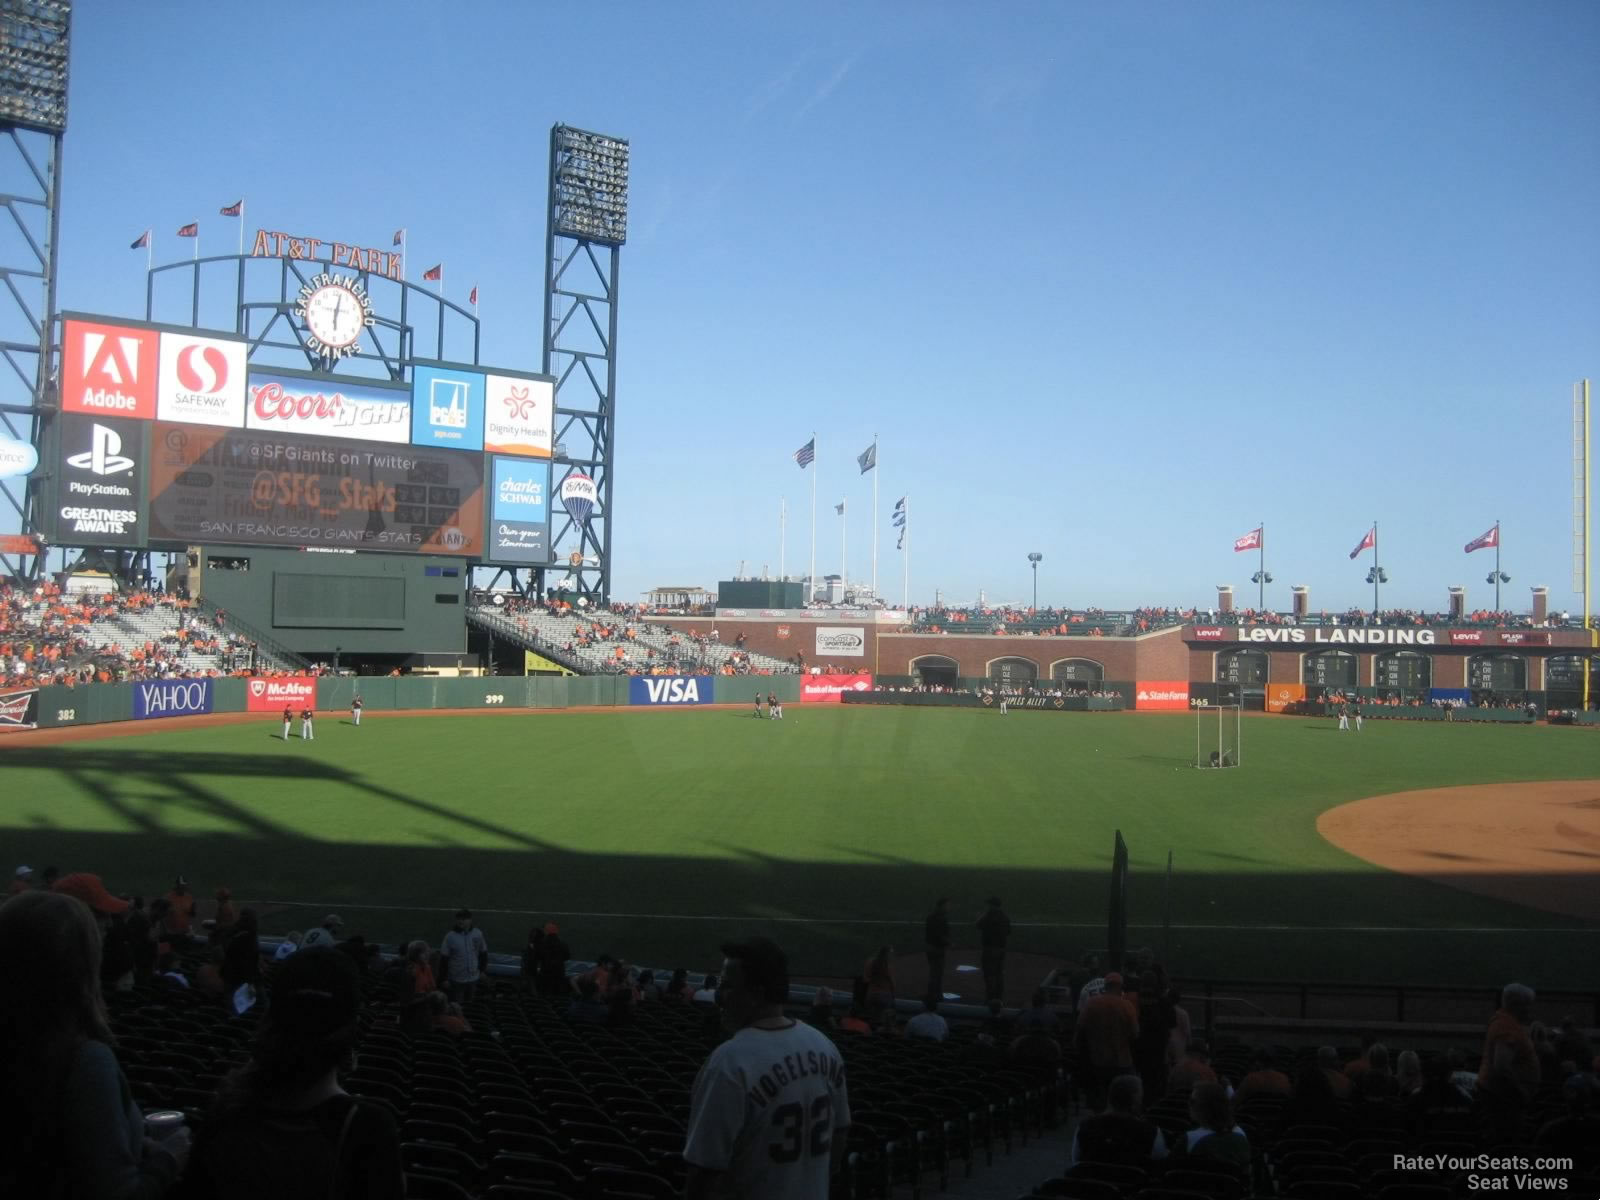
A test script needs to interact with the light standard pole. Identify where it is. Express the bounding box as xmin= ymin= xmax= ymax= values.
xmin=1028 ymin=552 xmax=1042 ymax=610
